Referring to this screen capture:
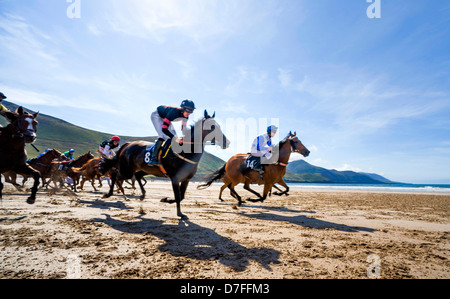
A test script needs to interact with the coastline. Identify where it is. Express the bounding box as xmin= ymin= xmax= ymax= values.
xmin=1 ymin=181 xmax=449 ymax=279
